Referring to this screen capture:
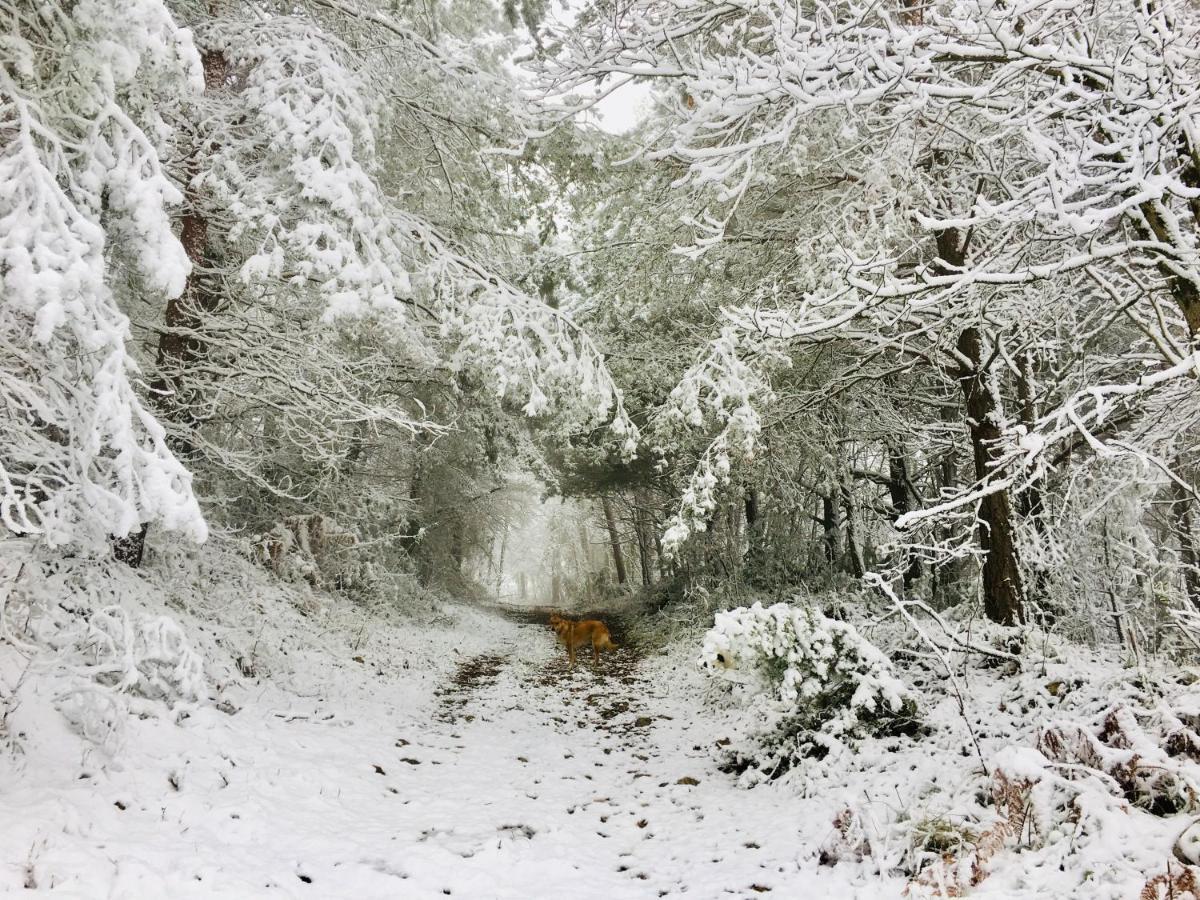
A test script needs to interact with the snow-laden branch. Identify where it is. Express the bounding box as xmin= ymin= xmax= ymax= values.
xmin=0 ymin=0 xmax=206 ymax=550
xmin=546 ymin=0 xmax=1200 ymax=554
